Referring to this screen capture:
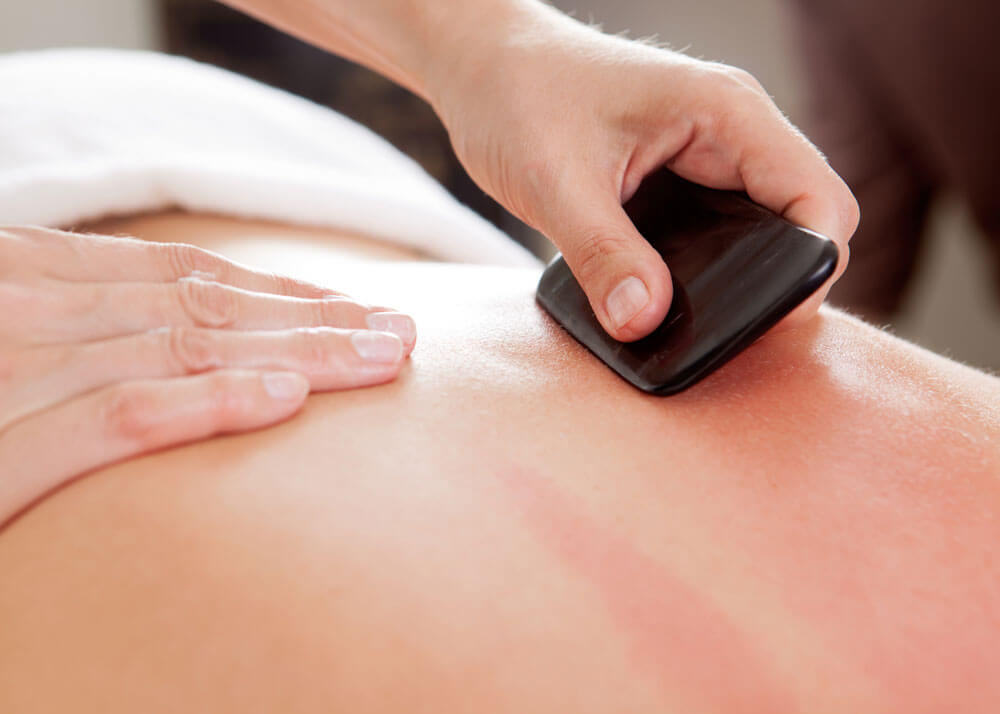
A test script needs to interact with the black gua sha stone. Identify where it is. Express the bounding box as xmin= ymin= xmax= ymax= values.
xmin=536 ymin=167 xmax=838 ymax=395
